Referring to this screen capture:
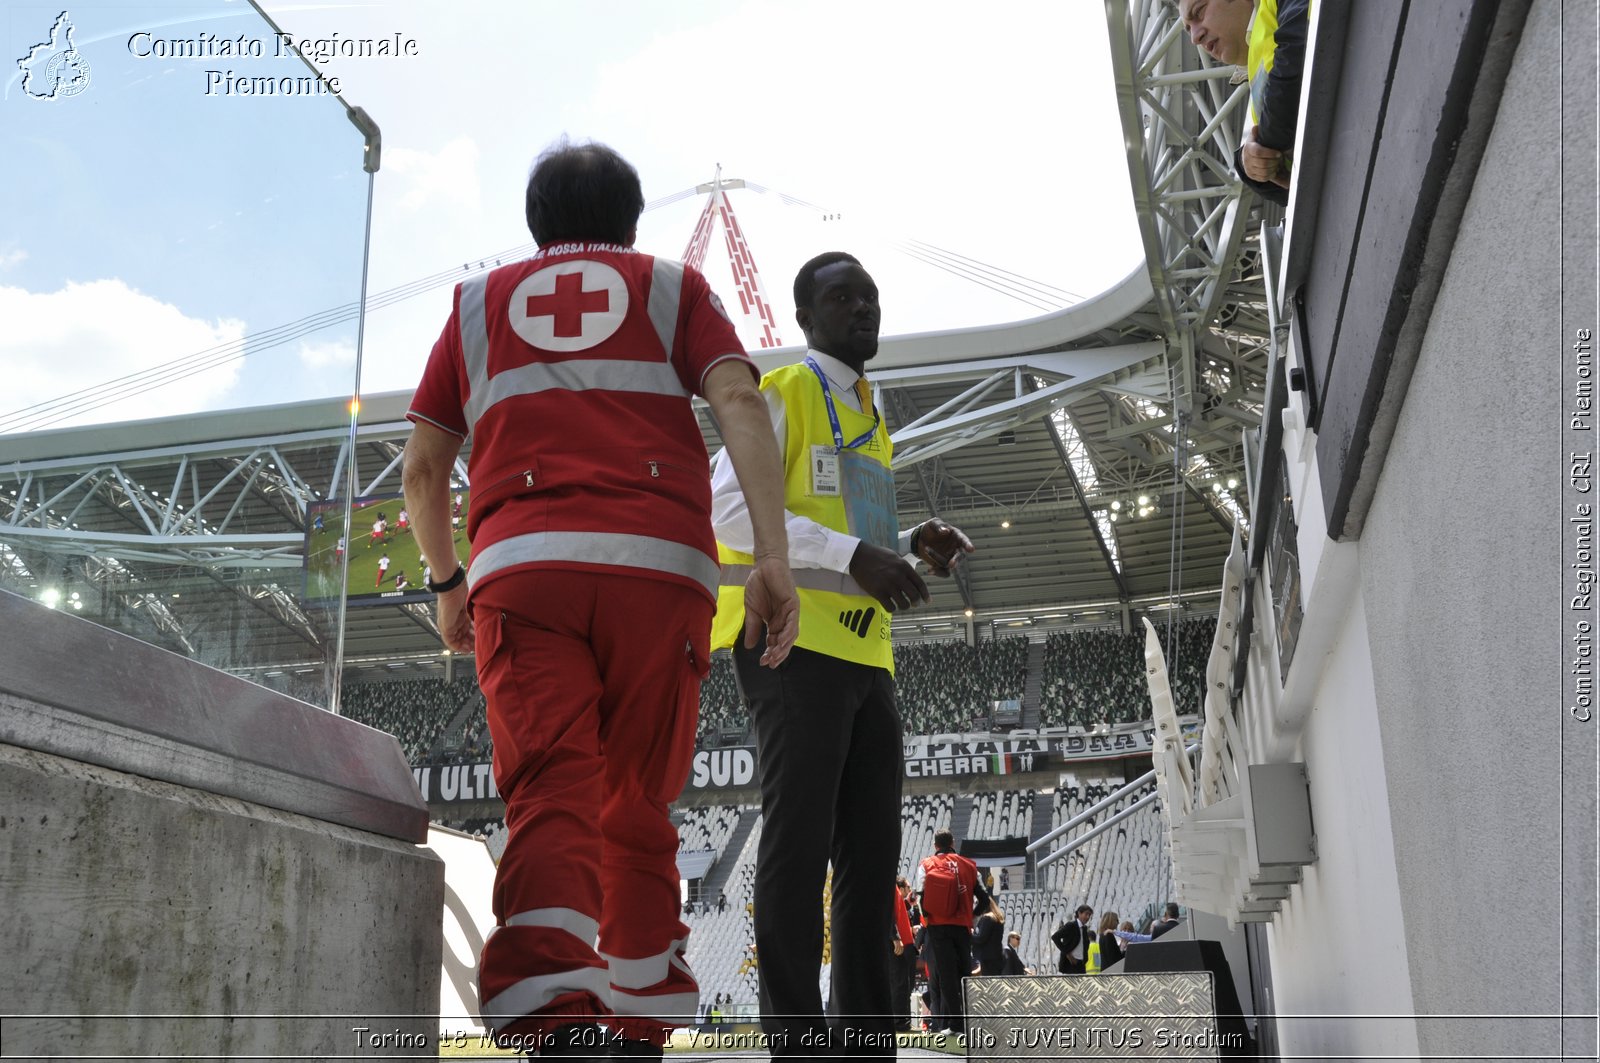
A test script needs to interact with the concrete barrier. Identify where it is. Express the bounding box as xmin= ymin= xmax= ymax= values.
xmin=0 ymin=589 xmax=444 ymax=1060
